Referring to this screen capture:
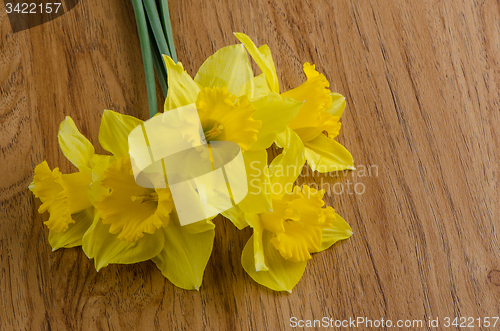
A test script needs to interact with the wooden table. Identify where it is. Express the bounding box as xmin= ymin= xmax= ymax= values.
xmin=1 ymin=0 xmax=499 ymax=329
